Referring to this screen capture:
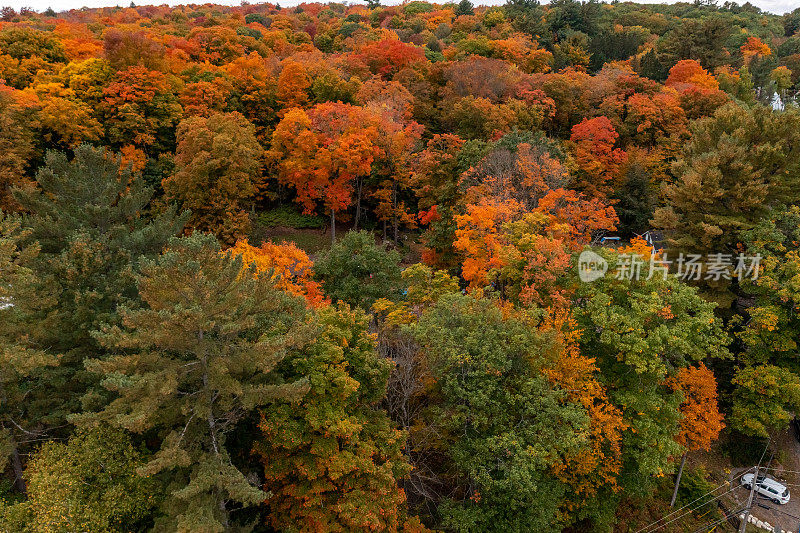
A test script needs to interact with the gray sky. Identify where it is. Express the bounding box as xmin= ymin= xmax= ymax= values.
xmin=1 ymin=0 xmax=796 ymax=18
